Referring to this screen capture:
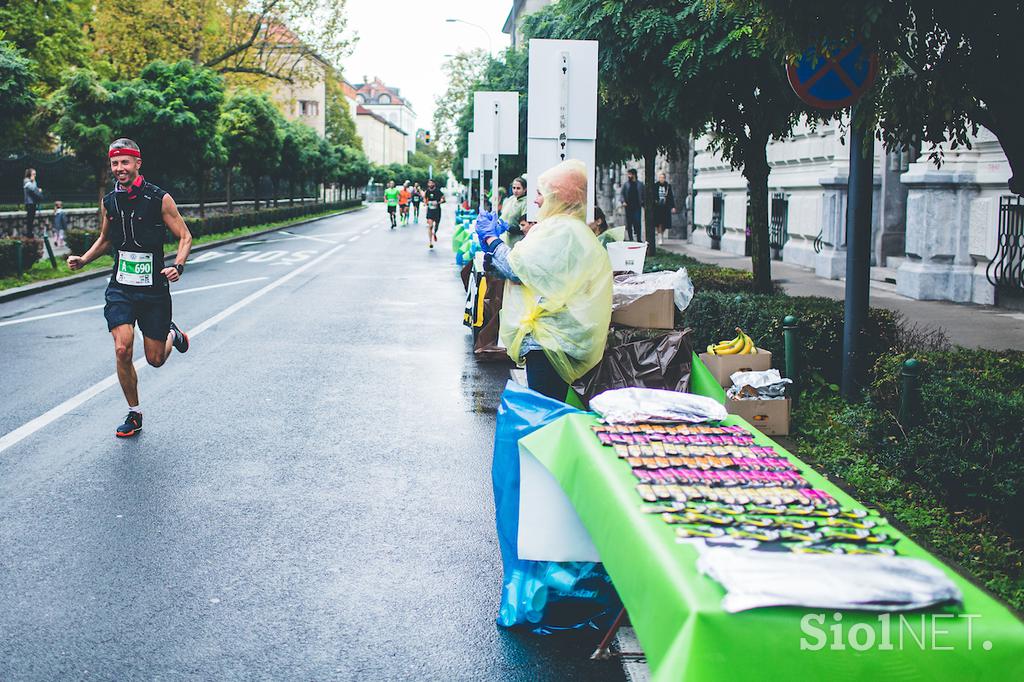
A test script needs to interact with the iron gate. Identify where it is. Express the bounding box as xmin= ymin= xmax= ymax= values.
xmin=986 ymin=196 xmax=1024 ymax=290
xmin=769 ymin=192 xmax=789 ymax=259
xmin=706 ymin=191 xmax=724 ymax=245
